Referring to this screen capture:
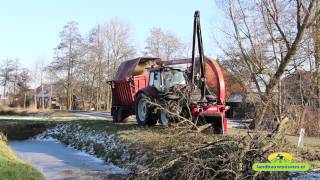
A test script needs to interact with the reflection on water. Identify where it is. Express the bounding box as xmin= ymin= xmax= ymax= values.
xmin=9 ymin=139 xmax=127 ymax=180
